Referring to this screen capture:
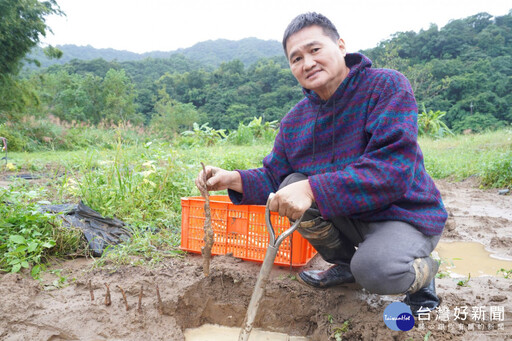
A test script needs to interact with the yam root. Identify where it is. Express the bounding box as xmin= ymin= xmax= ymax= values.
xmin=200 ymin=162 xmax=214 ymax=276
